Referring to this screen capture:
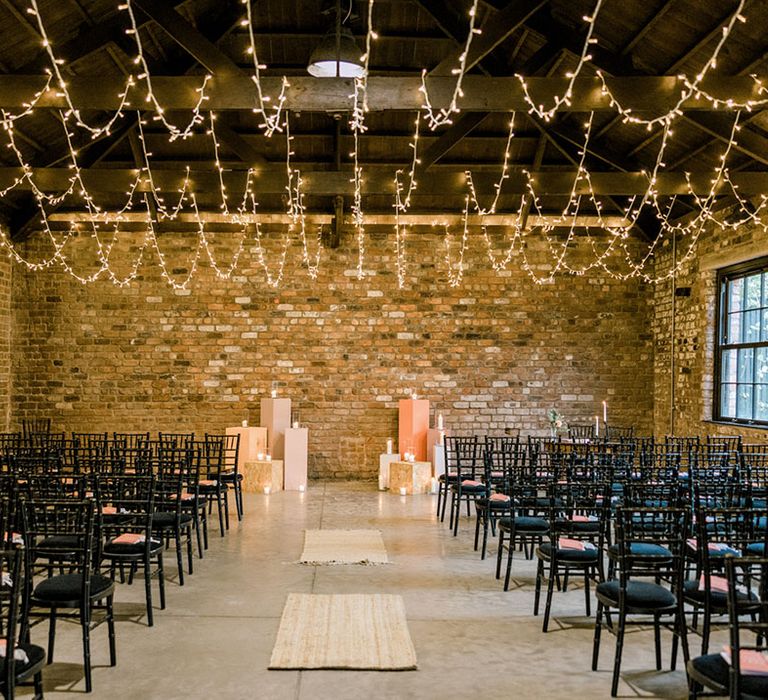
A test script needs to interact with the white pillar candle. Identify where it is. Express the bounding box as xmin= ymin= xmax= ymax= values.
xmin=298 ymin=484 xmax=305 ymax=493
xmin=271 ymin=389 xmax=277 ymax=398
xmin=292 ymin=420 xmax=299 ymax=429
xmin=386 ymin=438 xmax=393 ymax=453
xmin=242 ymin=419 xmax=248 ymax=428
xmin=257 ymin=452 xmax=265 ymax=461
xmin=263 ymin=486 xmax=271 ymax=495
xmin=399 ymin=487 xmax=407 ymax=496
xmin=437 ymin=413 xmax=444 ymax=429
xmin=603 ymin=400 xmax=607 ymax=423
xmin=266 ymin=453 xmax=272 ymax=462
xmin=595 ymin=416 xmax=599 ymax=436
